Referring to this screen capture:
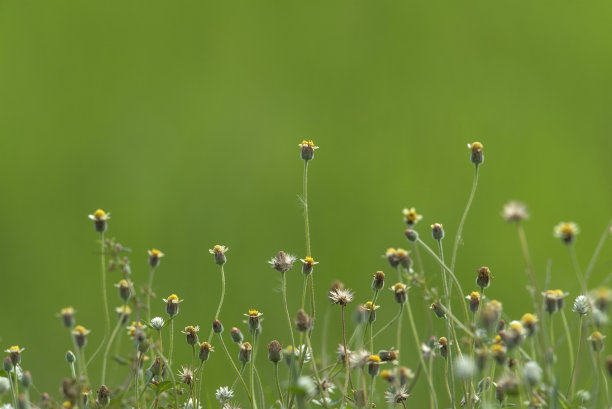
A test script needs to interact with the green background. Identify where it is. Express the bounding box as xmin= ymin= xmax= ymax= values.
xmin=1 ymin=1 xmax=611 ymax=406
